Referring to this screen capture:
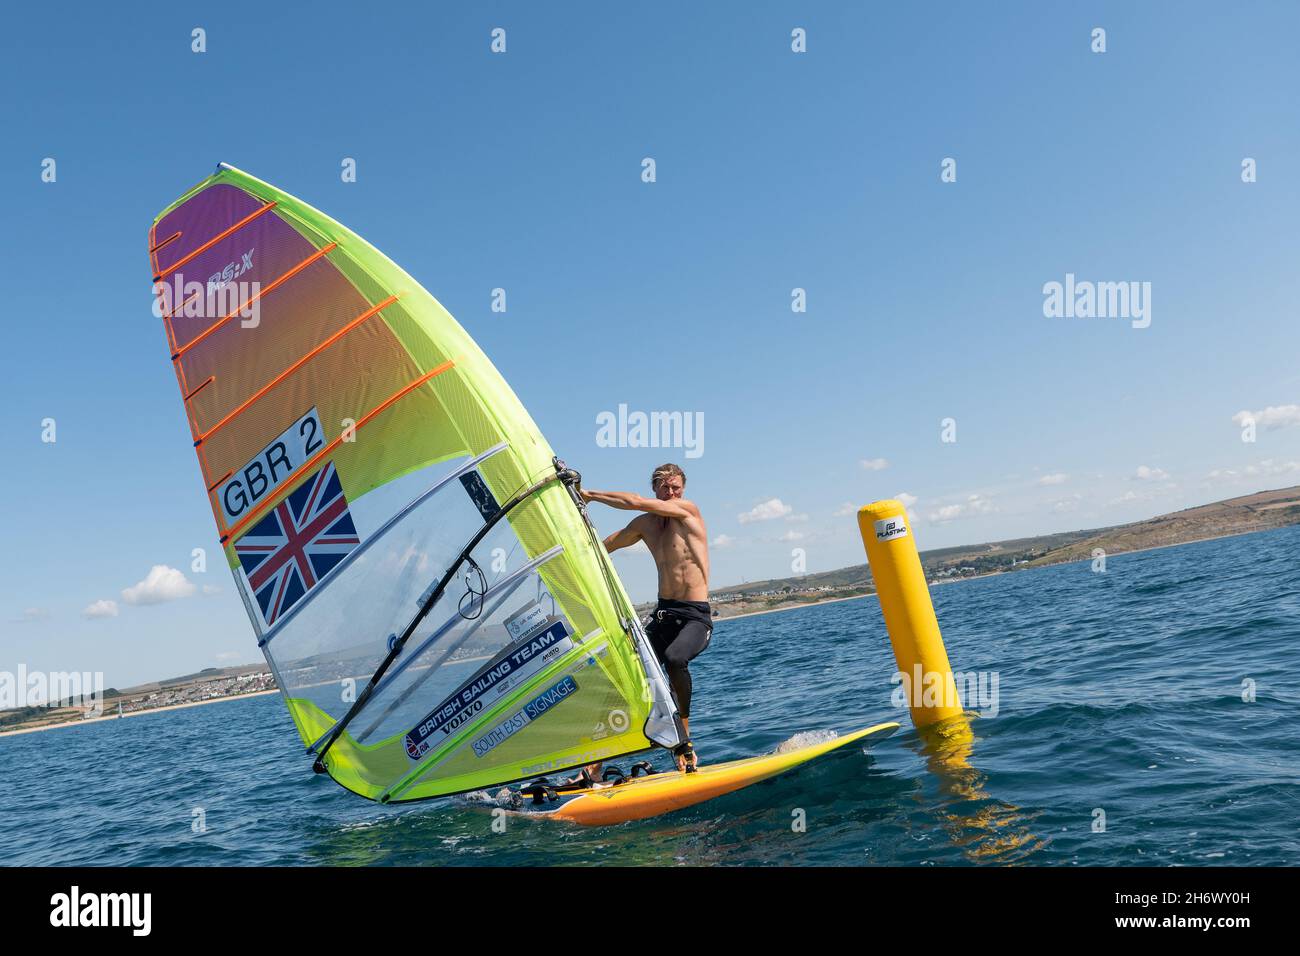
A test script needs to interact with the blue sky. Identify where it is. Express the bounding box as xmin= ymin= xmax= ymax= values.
xmin=3 ymin=2 xmax=1298 ymax=688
